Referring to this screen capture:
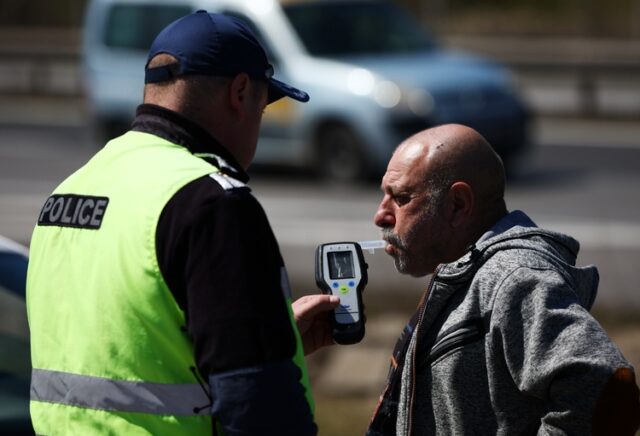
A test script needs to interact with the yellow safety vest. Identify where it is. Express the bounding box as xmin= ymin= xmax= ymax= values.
xmin=27 ymin=131 xmax=312 ymax=435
